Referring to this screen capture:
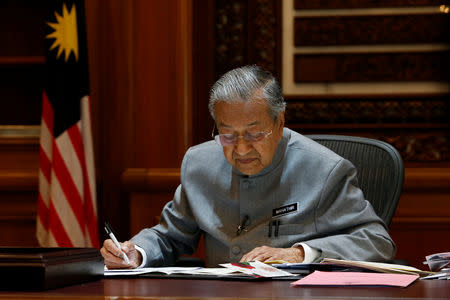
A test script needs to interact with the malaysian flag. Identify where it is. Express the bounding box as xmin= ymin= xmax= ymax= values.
xmin=36 ymin=0 xmax=99 ymax=248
